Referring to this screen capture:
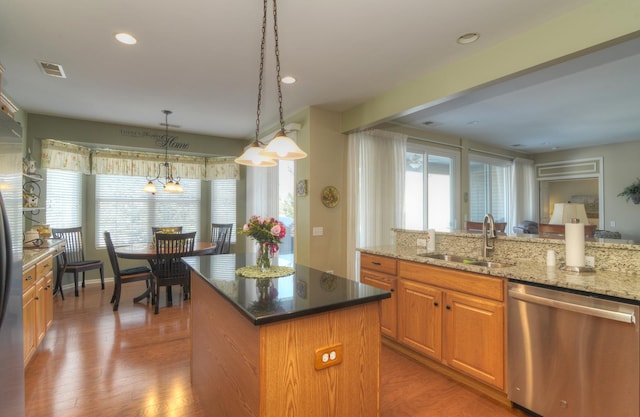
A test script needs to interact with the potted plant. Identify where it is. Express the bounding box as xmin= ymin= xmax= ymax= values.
xmin=617 ymin=178 xmax=640 ymax=204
